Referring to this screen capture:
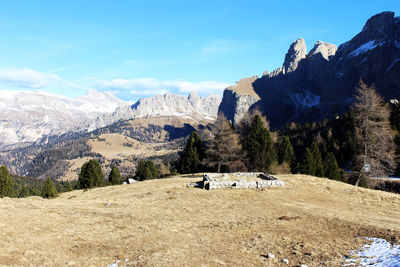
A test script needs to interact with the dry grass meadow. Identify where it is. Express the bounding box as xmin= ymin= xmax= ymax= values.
xmin=1 ymin=174 xmax=400 ymax=266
